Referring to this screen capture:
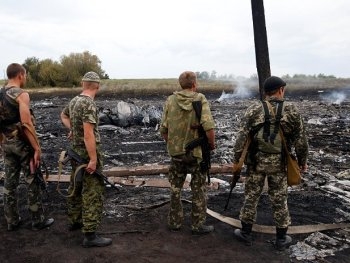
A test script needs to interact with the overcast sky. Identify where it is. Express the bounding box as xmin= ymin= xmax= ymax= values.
xmin=0 ymin=0 xmax=349 ymax=79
